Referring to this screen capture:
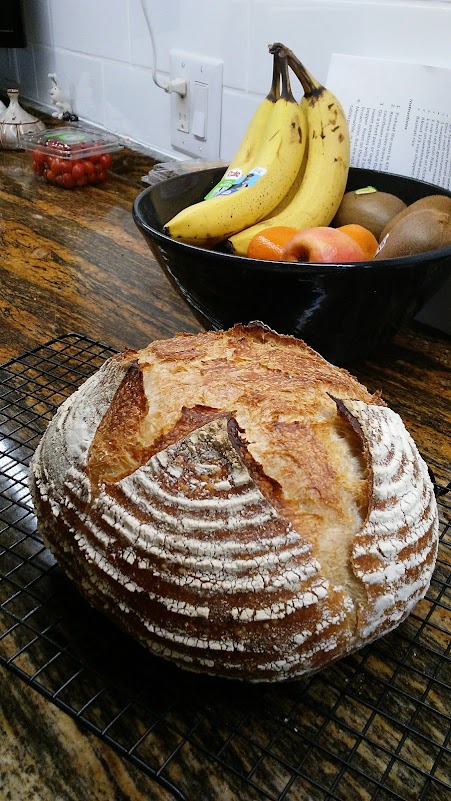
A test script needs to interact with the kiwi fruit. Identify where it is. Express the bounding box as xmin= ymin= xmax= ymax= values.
xmin=379 ymin=194 xmax=451 ymax=241
xmin=332 ymin=188 xmax=406 ymax=239
xmin=374 ymin=208 xmax=451 ymax=260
